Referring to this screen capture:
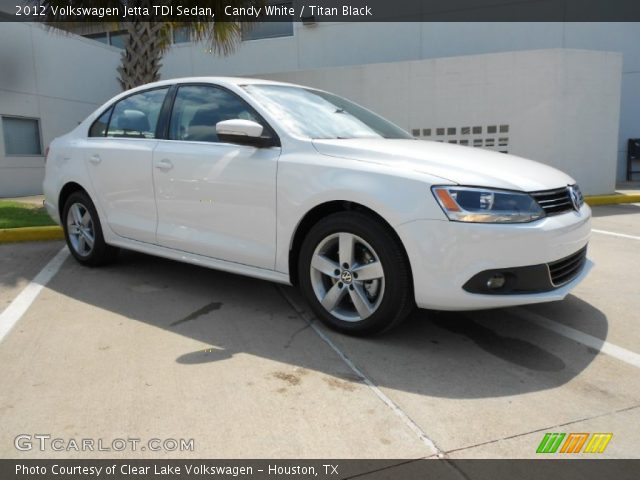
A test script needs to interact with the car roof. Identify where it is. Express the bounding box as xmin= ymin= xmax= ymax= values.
xmin=124 ymin=76 xmax=300 ymax=94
